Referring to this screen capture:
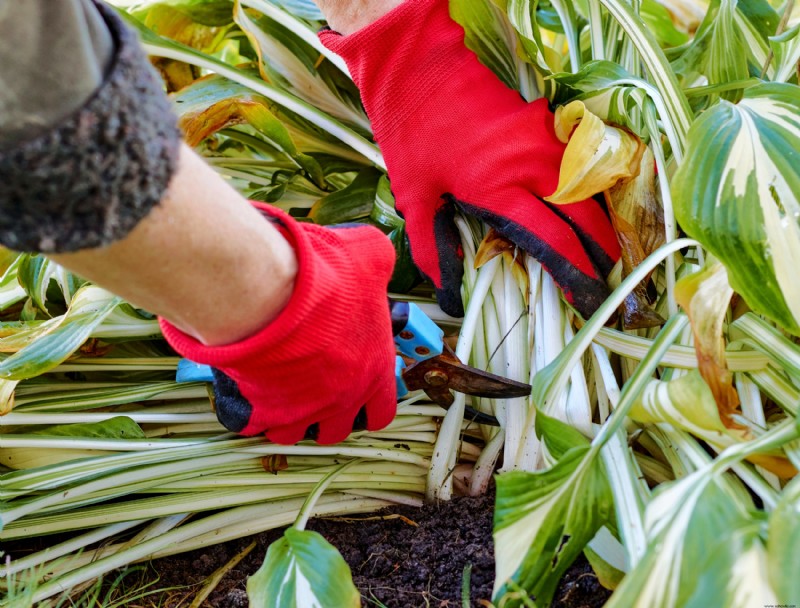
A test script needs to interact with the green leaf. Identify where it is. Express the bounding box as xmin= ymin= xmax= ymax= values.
xmin=770 ymin=22 xmax=800 ymax=83
xmin=114 ymin=6 xmax=384 ymax=167
xmin=550 ymin=61 xmax=654 ymax=137
xmin=0 ymin=286 xmax=122 ymax=380
xmin=247 ymin=527 xmax=360 ymax=608
xmin=234 ymin=1 xmax=367 ymax=129
xmin=605 ymin=472 xmax=777 ymax=607
xmin=767 ymin=475 xmax=800 ymax=604
xmin=134 ymin=0 xmax=235 ymax=28
xmin=0 ymin=254 xmax=28 ymax=313
xmin=708 ymin=0 xmax=749 ymax=102
xmin=674 ymin=83 xmax=800 ymax=335
xmin=641 ymin=0 xmax=689 ymax=48
xmin=172 ymin=73 xmax=299 ymax=155
xmin=308 ymin=168 xmax=381 ymax=225
xmin=1 ymin=417 xmax=147 ymax=469
xmin=31 ymin=417 xmax=146 ymax=439
xmin=267 ymin=0 xmax=324 ymax=21
xmin=451 ymin=0 xmax=519 ymax=89
xmin=505 ymin=0 xmax=583 ymax=76
xmin=493 ymin=446 xmax=613 ymax=606
xmin=535 ymin=411 xmax=590 ymax=460
xmin=17 ymin=256 xmax=83 ymax=315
